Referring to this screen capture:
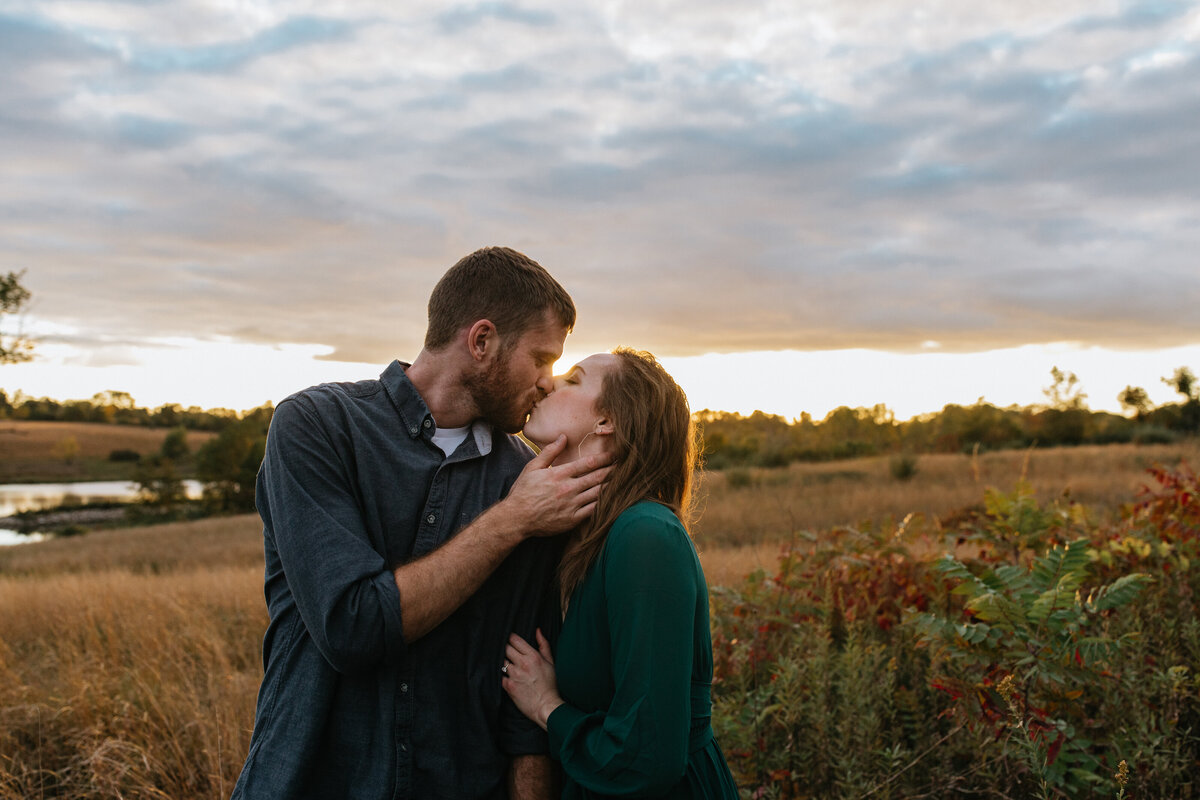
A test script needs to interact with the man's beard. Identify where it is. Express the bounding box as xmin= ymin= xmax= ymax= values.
xmin=465 ymin=352 xmax=533 ymax=434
